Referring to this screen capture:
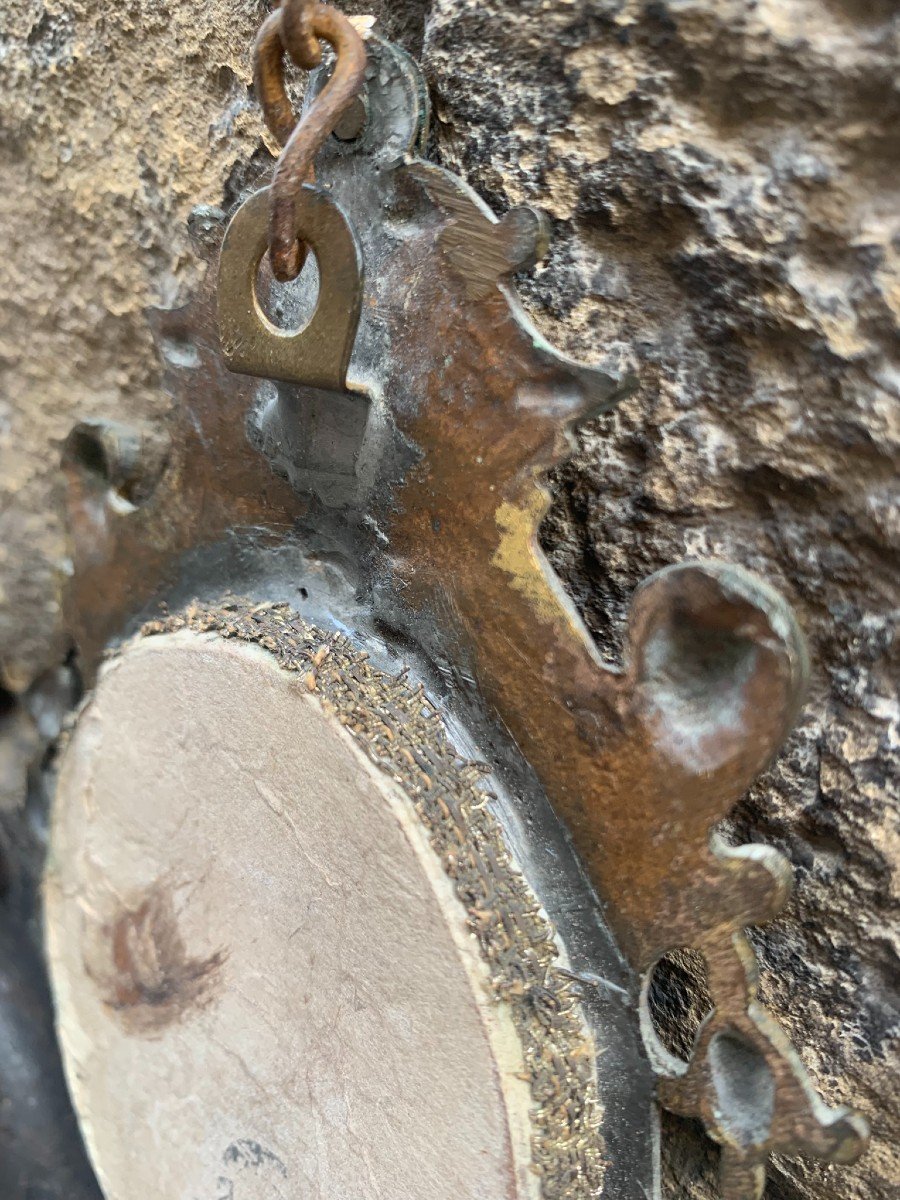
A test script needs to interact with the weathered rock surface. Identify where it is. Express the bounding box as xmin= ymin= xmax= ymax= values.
xmin=0 ymin=2 xmax=896 ymax=1198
